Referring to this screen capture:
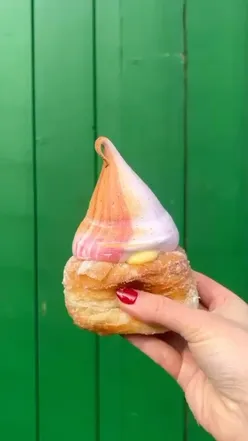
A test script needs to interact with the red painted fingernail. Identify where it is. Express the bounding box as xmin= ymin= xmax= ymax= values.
xmin=116 ymin=288 xmax=138 ymax=305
